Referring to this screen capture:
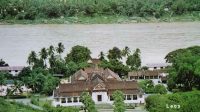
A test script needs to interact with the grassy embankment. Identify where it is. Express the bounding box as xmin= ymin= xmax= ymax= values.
xmin=0 ymin=98 xmax=43 ymax=112
xmin=0 ymin=0 xmax=200 ymax=24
